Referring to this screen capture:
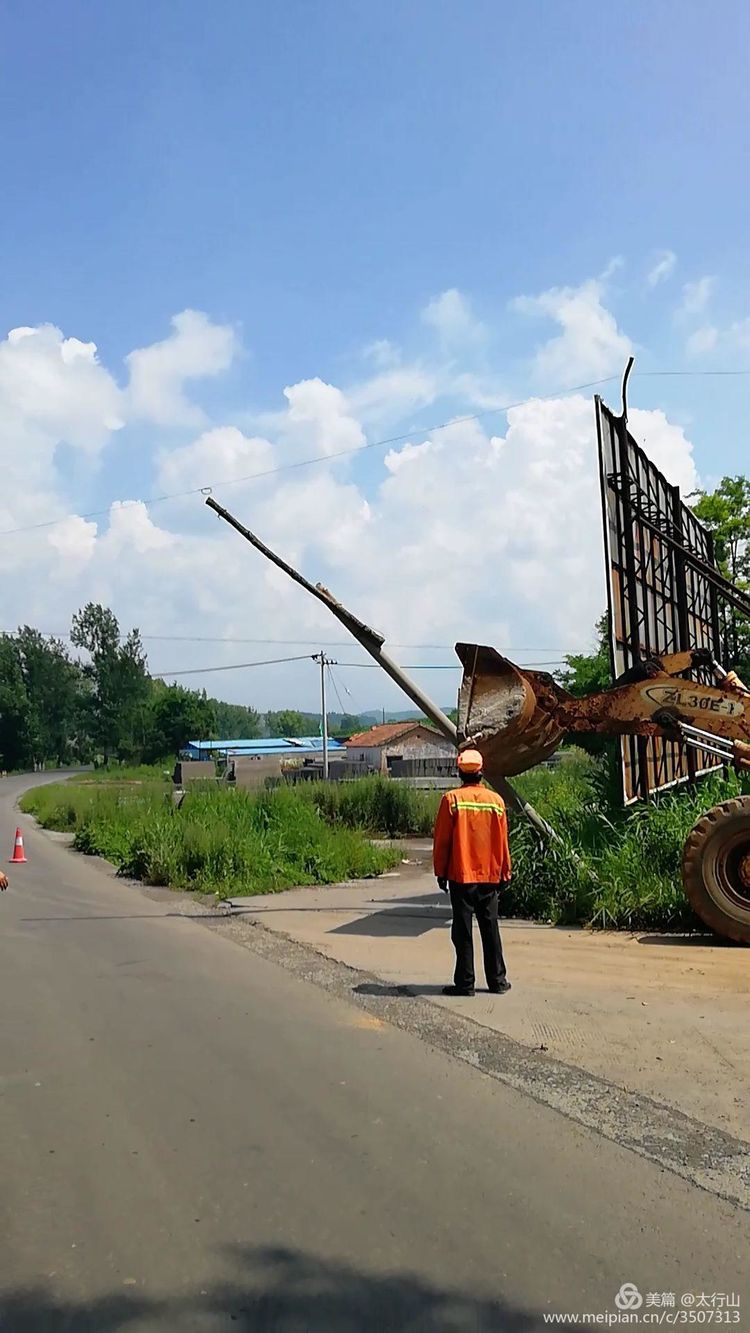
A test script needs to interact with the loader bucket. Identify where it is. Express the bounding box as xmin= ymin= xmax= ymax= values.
xmin=456 ymin=643 xmax=566 ymax=778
